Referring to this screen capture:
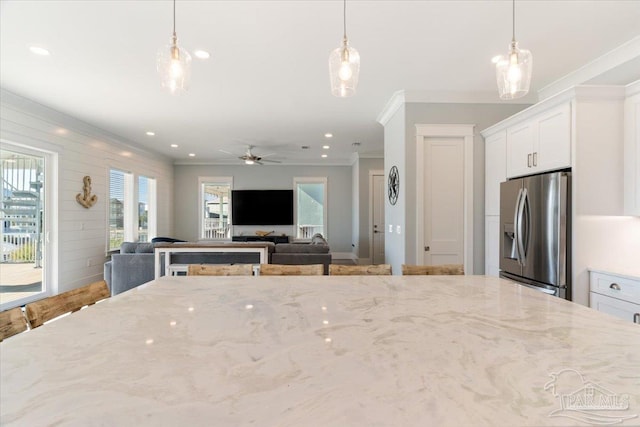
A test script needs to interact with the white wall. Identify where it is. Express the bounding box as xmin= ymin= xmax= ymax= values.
xmin=172 ymin=164 xmax=353 ymax=253
xmin=574 ymin=216 xmax=640 ymax=305
xmin=0 ymin=90 xmax=174 ymax=293
xmin=383 ymin=107 xmax=406 ymax=274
